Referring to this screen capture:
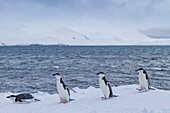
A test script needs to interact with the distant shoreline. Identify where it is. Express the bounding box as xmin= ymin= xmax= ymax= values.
xmin=1 ymin=44 xmax=170 ymax=47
